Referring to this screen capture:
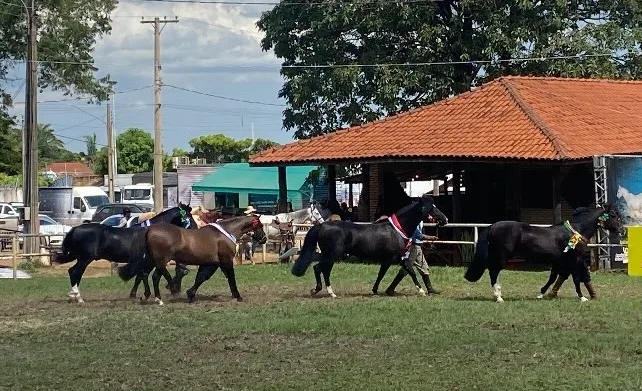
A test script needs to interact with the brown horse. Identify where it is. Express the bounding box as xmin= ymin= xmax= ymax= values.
xmin=117 ymin=214 xmax=267 ymax=305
